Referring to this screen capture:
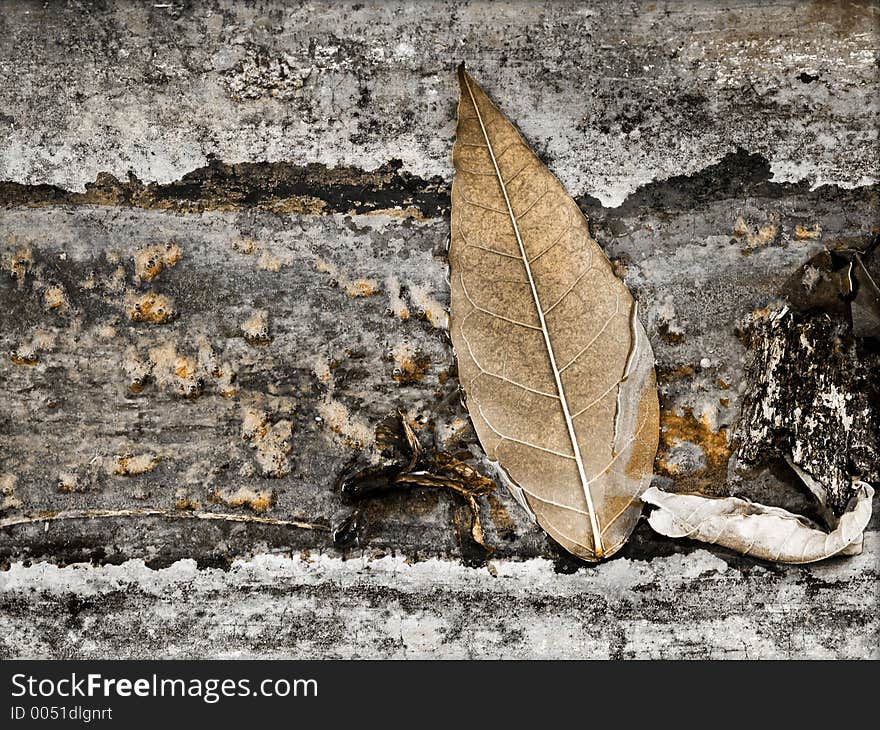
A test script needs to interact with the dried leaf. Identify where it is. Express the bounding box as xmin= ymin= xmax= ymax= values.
xmin=449 ymin=66 xmax=659 ymax=561
xmin=335 ymin=410 xmax=495 ymax=552
xmin=641 ymin=483 xmax=873 ymax=564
